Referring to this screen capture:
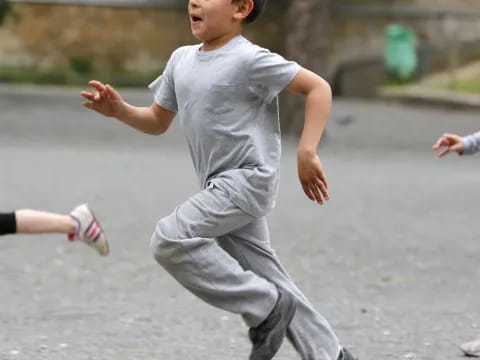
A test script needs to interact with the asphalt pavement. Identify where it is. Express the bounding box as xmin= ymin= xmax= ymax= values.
xmin=1 ymin=84 xmax=479 ymax=360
